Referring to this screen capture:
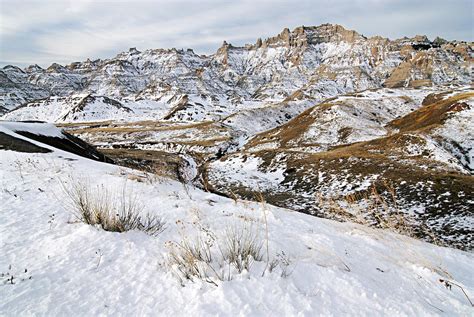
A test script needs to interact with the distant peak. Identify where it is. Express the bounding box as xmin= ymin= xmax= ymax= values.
xmin=221 ymin=40 xmax=233 ymax=48
xmin=47 ymin=63 xmax=66 ymax=72
xmin=25 ymin=64 xmax=44 ymax=72
xmin=129 ymin=47 xmax=141 ymax=54
xmin=259 ymin=23 xmax=364 ymax=49
xmin=299 ymin=23 xmax=364 ymax=42
xmin=2 ymin=65 xmax=25 ymax=73
xmin=215 ymin=40 xmax=236 ymax=66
